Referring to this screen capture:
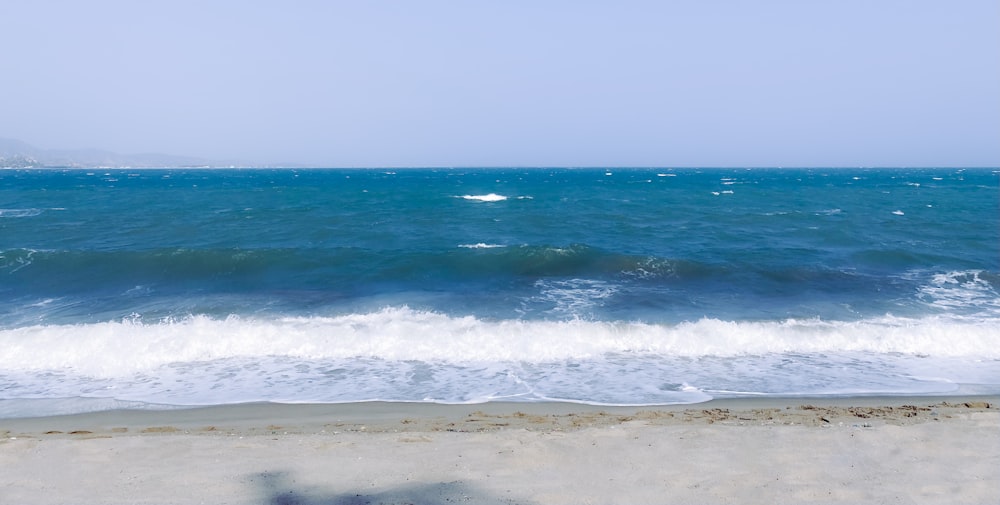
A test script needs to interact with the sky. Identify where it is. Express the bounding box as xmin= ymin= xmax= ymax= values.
xmin=2 ymin=0 xmax=998 ymax=167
